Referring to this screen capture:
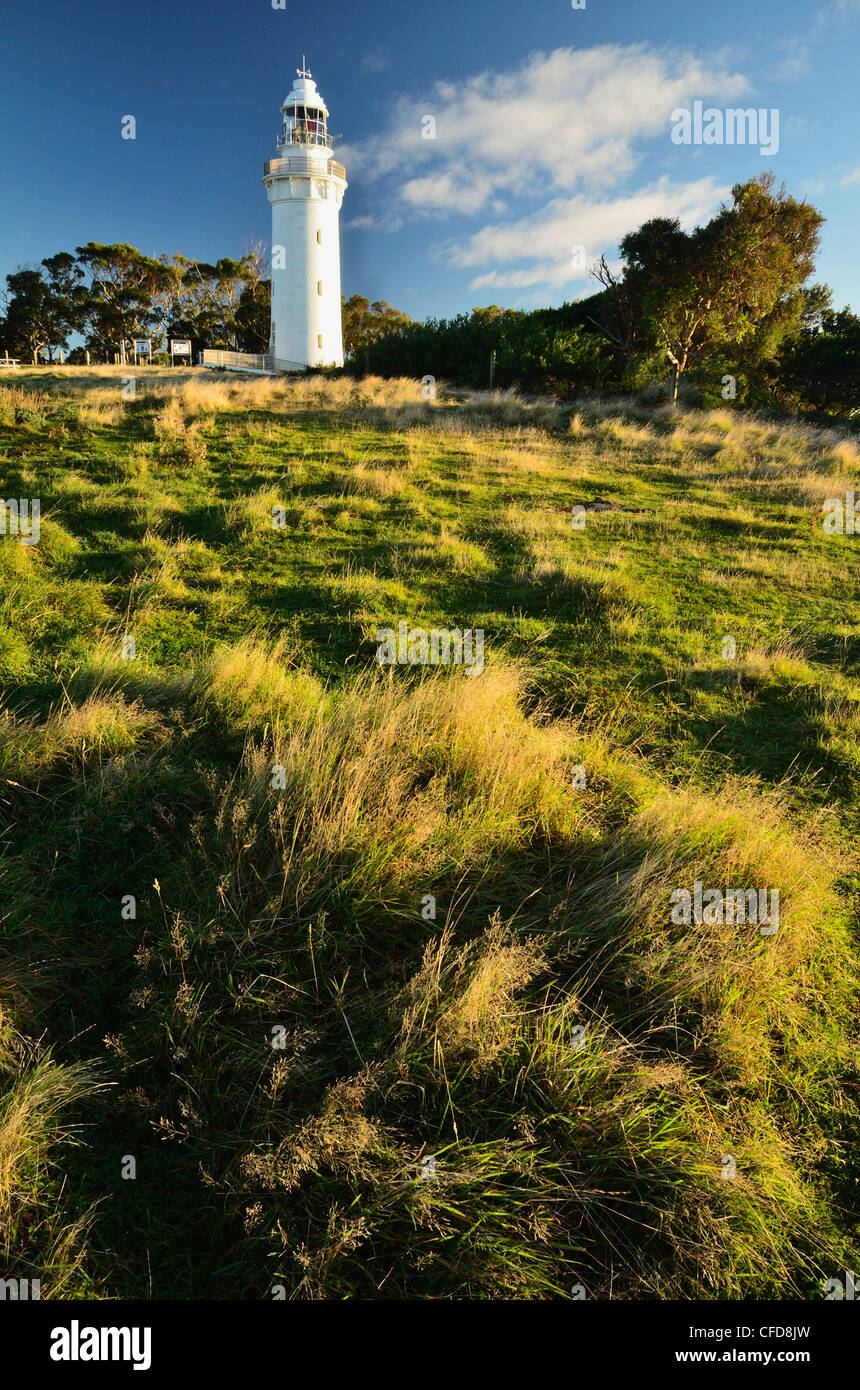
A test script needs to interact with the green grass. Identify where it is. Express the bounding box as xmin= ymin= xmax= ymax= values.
xmin=0 ymin=364 xmax=859 ymax=1299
